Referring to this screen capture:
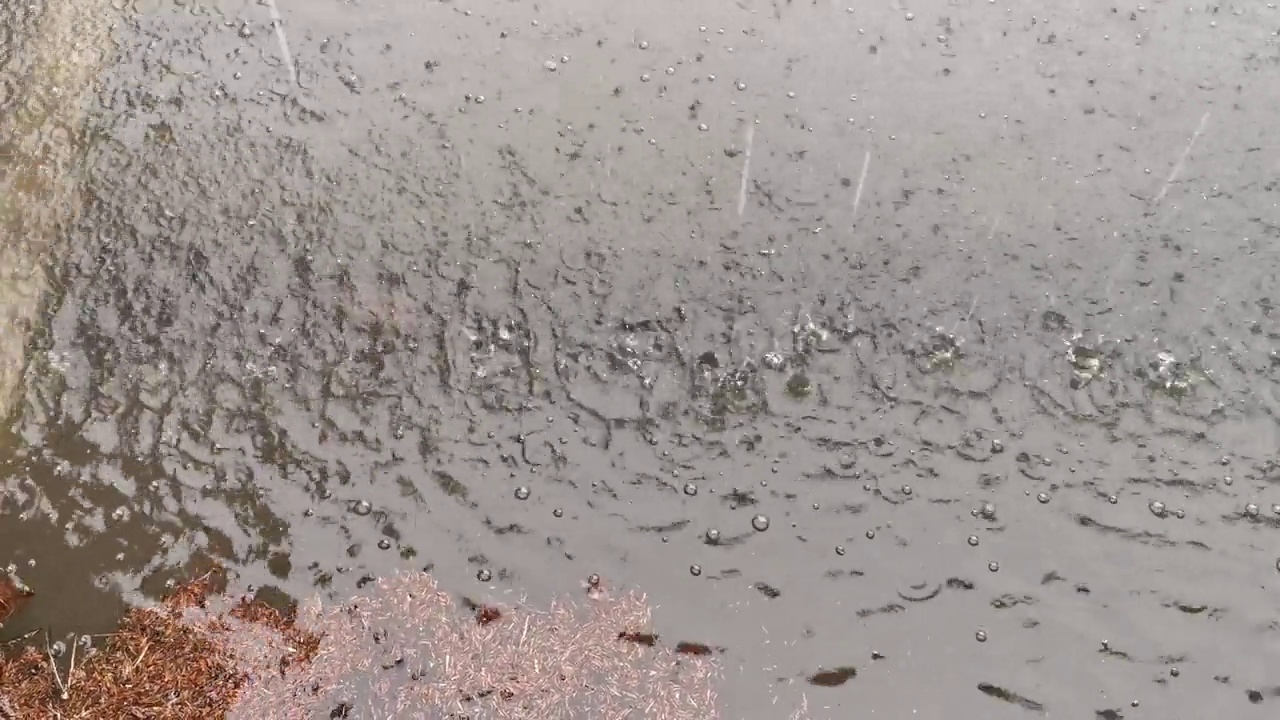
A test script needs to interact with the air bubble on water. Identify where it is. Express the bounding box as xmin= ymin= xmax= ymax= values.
xmin=1037 ymin=492 xmax=1051 ymax=504
xmin=990 ymin=439 xmax=1004 ymax=453
xmin=901 ymin=485 xmax=912 ymax=496
xmin=1244 ymin=503 xmax=1260 ymax=517
xmin=974 ymin=629 xmax=987 ymax=642
xmin=690 ymin=564 xmax=702 ymax=577
xmin=544 ymin=60 xmax=558 ymax=71
xmin=705 ymin=528 xmax=721 ymax=543
xmin=641 ymin=73 xmax=651 ymax=82
xmin=1173 ymin=508 xmax=1185 ymax=519
xmin=968 ymin=535 xmax=979 ymax=547
xmin=698 ymin=123 xmax=708 ymax=131
xmin=515 ymin=486 xmax=531 ymax=500
xmin=1272 ymin=504 xmax=1280 ymax=516
xmin=865 ymin=529 xmax=876 ymax=539
xmin=1223 ymin=475 xmax=1233 ymax=486
xmin=988 ymin=561 xmax=1000 ymax=572
xmin=1148 ymin=500 xmax=1166 ymax=518
xmin=352 ymin=500 xmax=372 ymax=516
xmin=639 ymin=40 xmax=650 ymax=49
xmin=736 ymin=81 xmax=747 ymax=90
xmin=751 ymin=514 xmax=770 ymax=532
xmin=1108 ymin=494 xmax=1119 ymax=504
xmin=683 ymin=482 xmax=698 ymax=496
xmin=836 ymin=545 xmax=846 ymax=556
xmin=553 ymin=508 xmax=564 ymax=517
xmin=905 ymin=12 xmax=915 ymax=20
xmin=377 ymin=539 xmax=391 ymax=550
xmin=477 ymin=568 xmax=492 ymax=582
